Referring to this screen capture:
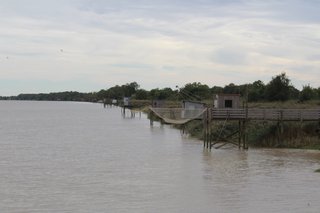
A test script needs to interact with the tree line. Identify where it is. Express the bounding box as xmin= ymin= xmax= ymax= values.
xmin=1 ymin=73 xmax=319 ymax=102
